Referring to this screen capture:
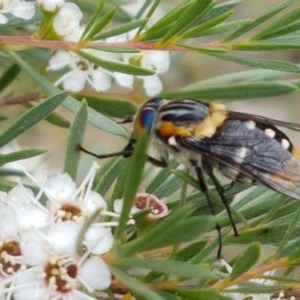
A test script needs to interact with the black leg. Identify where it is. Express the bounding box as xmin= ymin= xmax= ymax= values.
xmin=78 ymin=137 xmax=168 ymax=167
xmin=77 ymin=136 xmax=136 ymax=159
xmin=202 ymin=159 xmax=239 ymax=237
xmin=194 ymin=165 xmax=223 ymax=259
